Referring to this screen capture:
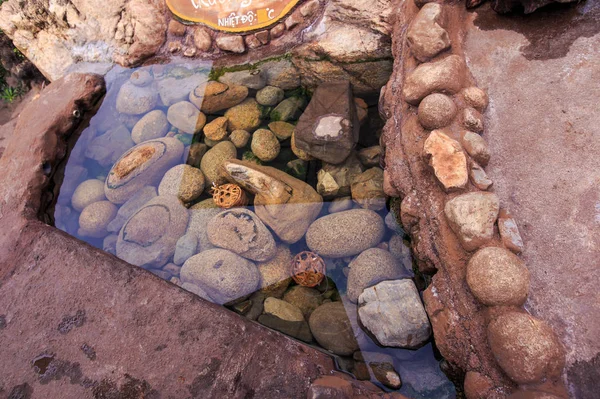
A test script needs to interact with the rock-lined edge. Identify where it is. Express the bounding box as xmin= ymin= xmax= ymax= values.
xmin=380 ymin=0 xmax=568 ymax=398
